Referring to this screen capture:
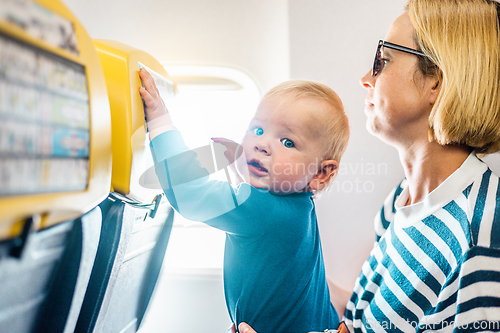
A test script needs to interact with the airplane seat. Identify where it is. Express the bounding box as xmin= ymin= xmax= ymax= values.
xmin=35 ymin=207 xmax=102 ymax=333
xmin=74 ymin=40 xmax=176 ymax=333
xmin=0 ymin=209 xmax=102 ymax=333
xmin=0 ymin=0 xmax=112 ymax=332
